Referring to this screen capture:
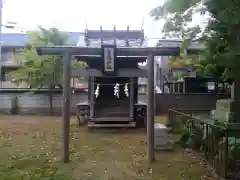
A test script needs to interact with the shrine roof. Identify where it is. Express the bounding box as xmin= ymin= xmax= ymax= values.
xmin=82 ymin=29 xmax=145 ymax=47
xmin=80 ymin=39 xmax=146 ymax=48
